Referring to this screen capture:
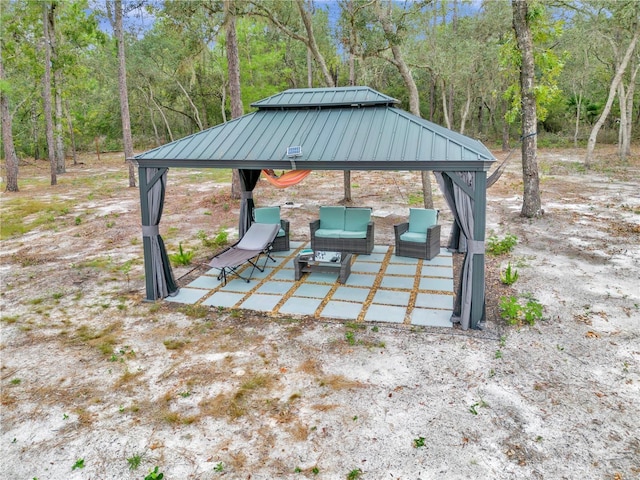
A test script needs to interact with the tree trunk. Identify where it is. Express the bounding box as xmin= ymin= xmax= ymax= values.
xmin=307 ymin=47 xmax=313 ymax=88
xmin=45 ymin=2 xmax=65 ymax=175
xmin=585 ymin=30 xmax=639 ymax=167
xmin=112 ymin=0 xmax=136 ymax=187
xmin=573 ymin=90 xmax=582 ymax=148
xmin=512 ymin=0 xmax=541 ymax=218
xmin=295 ymin=0 xmax=335 ymax=88
xmin=54 ymin=69 xmax=65 ymax=173
xmin=374 ymin=0 xmax=430 ymax=207
xmin=617 ymin=81 xmax=628 ymax=159
xmin=0 ymin=50 xmax=19 ymax=192
xmin=225 ymin=0 xmax=243 ymax=199
xmin=459 ymin=83 xmax=472 ymax=135
xmin=43 ymin=2 xmax=57 ymax=186
xmin=64 ymin=99 xmax=77 ymax=165
xmin=622 ymin=62 xmax=639 ymax=158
